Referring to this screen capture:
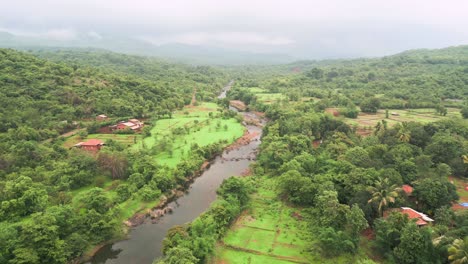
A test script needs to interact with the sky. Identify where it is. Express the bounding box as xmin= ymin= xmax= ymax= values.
xmin=1 ymin=0 xmax=468 ymax=59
